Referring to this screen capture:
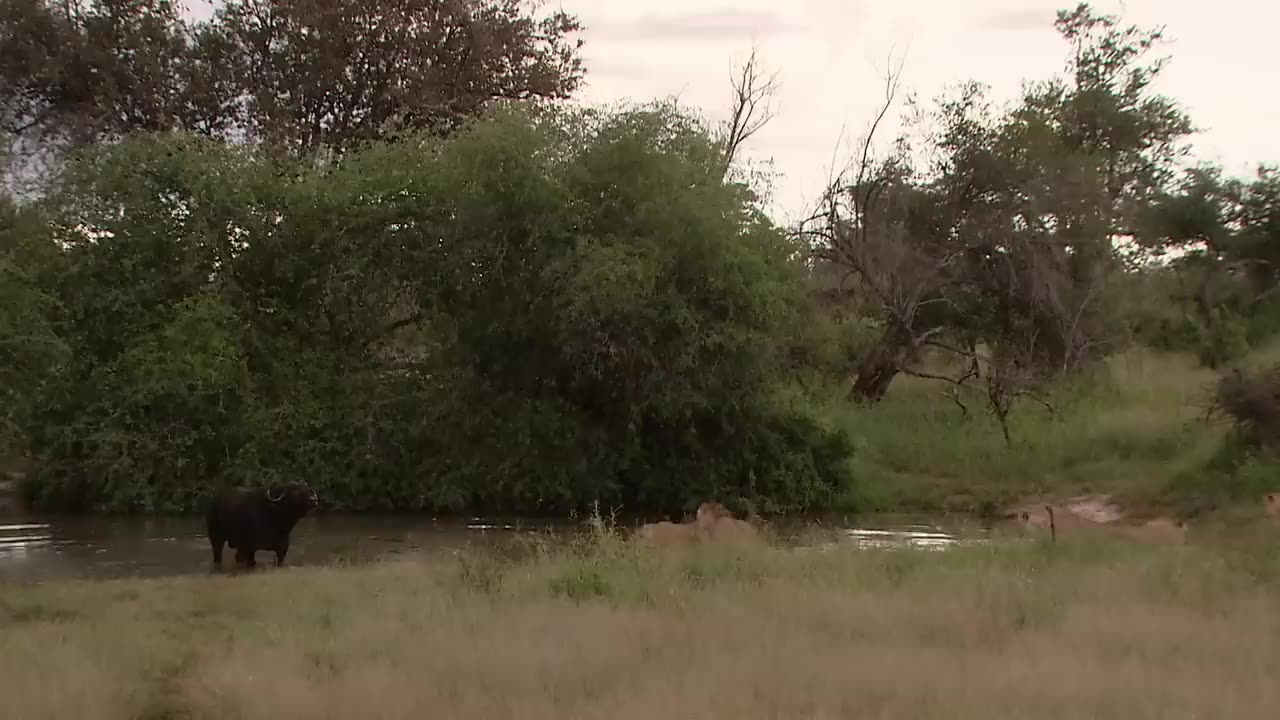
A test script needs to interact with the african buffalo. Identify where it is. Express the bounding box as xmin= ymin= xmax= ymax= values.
xmin=206 ymin=480 xmax=319 ymax=571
